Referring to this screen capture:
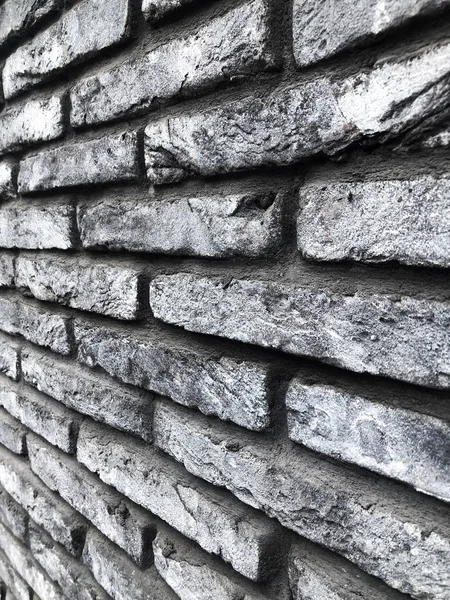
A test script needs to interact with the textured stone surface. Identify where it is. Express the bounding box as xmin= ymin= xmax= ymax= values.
xmin=0 ymin=549 xmax=30 ymax=600
xmin=16 ymin=255 xmax=142 ymax=320
xmin=72 ymin=0 xmax=274 ymax=127
xmin=22 ymin=346 xmax=153 ymax=442
xmin=292 ymin=0 xmax=450 ymax=66
xmin=287 ymin=379 xmax=450 ymax=502
xmin=145 ymin=40 xmax=450 ymax=183
xmin=0 ymin=0 xmax=61 ymax=49
xmin=82 ymin=529 xmax=178 ymax=600
xmin=0 ymin=204 xmax=75 ymax=250
xmin=0 ymin=409 xmax=27 ymax=455
xmin=0 ymin=255 xmax=15 ymax=288
xmin=18 ymin=132 xmax=139 ymax=193
xmin=142 ymin=0 xmax=196 ymax=22
xmin=78 ymin=417 xmax=278 ymax=581
xmin=0 ymin=97 xmax=64 ymax=155
xmin=150 ymin=274 xmax=450 ymax=389
xmin=0 ymin=444 xmax=88 ymax=556
xmin=3 ymin=0 xmax=131 ymax=99
xmin=0 ymin=335 xmax=19 ymax=380
xmin=79 ymin=192 xmax=283 ymax=257
xmin=0 ymin=296 xmax=73 ymax=355
xmin=297 ymin=176 xmax=450 ymax=267
xmin=154 ymin=402 xmax=450 ymax=599
xmin=28 ymin=434 xmax=156 ymax=567
xmin=0 ymin=160 xmax=17 ymax=200
xmin=0 ymin=486 xmax=29 ymax=543
xmin=75 ymin=321 xmax=271 ymax=431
